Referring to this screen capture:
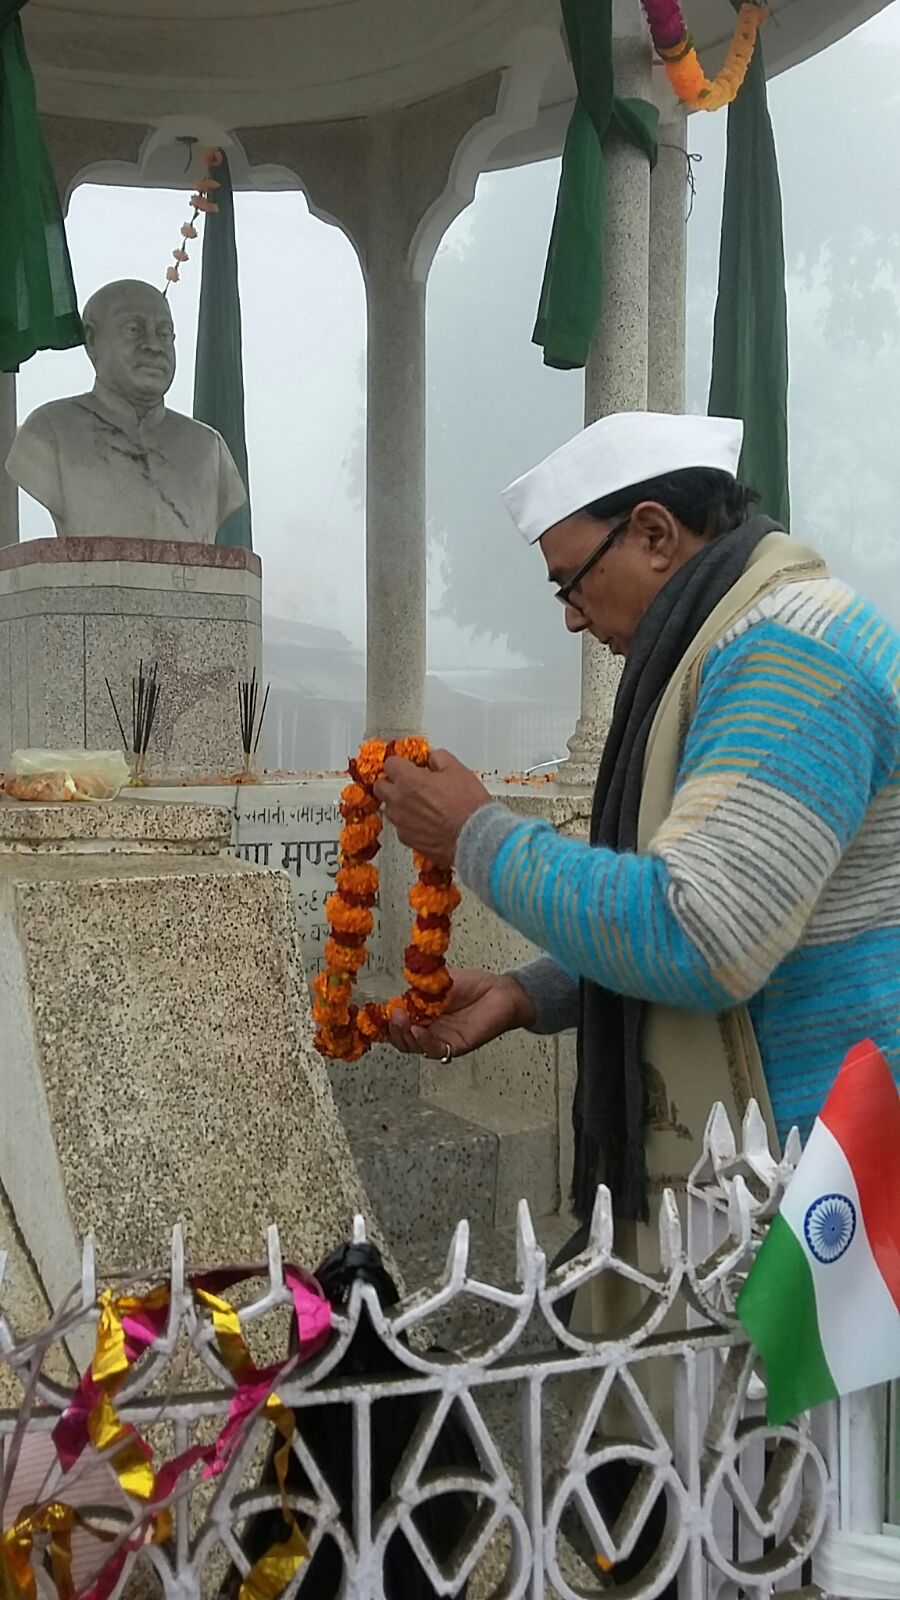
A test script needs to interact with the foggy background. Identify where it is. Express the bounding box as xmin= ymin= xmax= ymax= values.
xmin=14 ymin=4 xmax=900 ymax=772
